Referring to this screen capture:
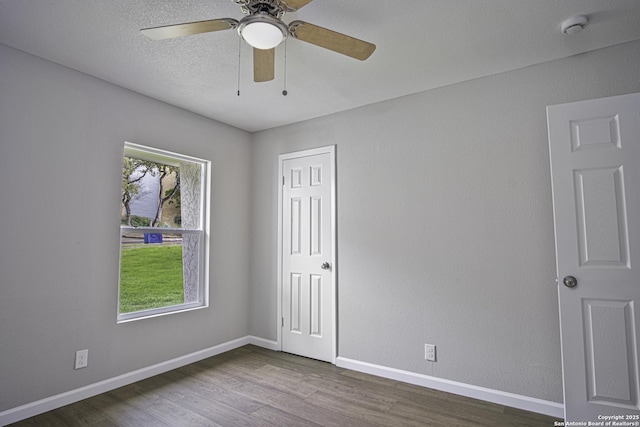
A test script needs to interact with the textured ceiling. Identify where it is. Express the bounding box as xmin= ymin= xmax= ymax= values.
xmin=1 ymin=0 xmax=640 ymax=132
